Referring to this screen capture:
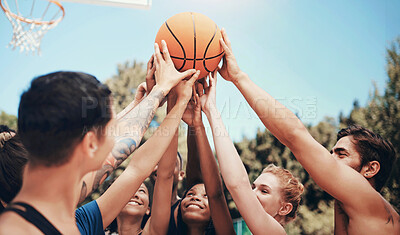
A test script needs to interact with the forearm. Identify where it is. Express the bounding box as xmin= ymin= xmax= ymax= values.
xmin=194 ymin=125 xmax=223 ymax=198
xmin=154 ymin=128 xmax=178 ymax=179
xmin=233 ymin=73 xmax=367 ymax=205
xmin=206 ymin=106 xmax=250 ymax=190
xmin=97 ymin=169 xmax=140 ymax=228
xmin=116 ymin=97 xmax=140 ymax=120
xmin=155 ymin=94 xmax=179 ymax=180
xmin=149 ymin=129 xmax=178 ymax=234
xmin=128 ymin=99 xmax=186 ymax=177
xmin=195 ymin=124 xmax=235 ymax=235
xmin=207 ymin=107 xmax=285 ymax=234
xmin=233 ymin=74 xmax=306 ymax=149
xmin=79 ymin=87 xmax=165 ymax=202
xmin=186 ymin=125 xmax=202 ymax=186
xmin=98 ymin=101 xmax=186 ymax=228
xmin=114 ymin=85 xmax=165 ymax=147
